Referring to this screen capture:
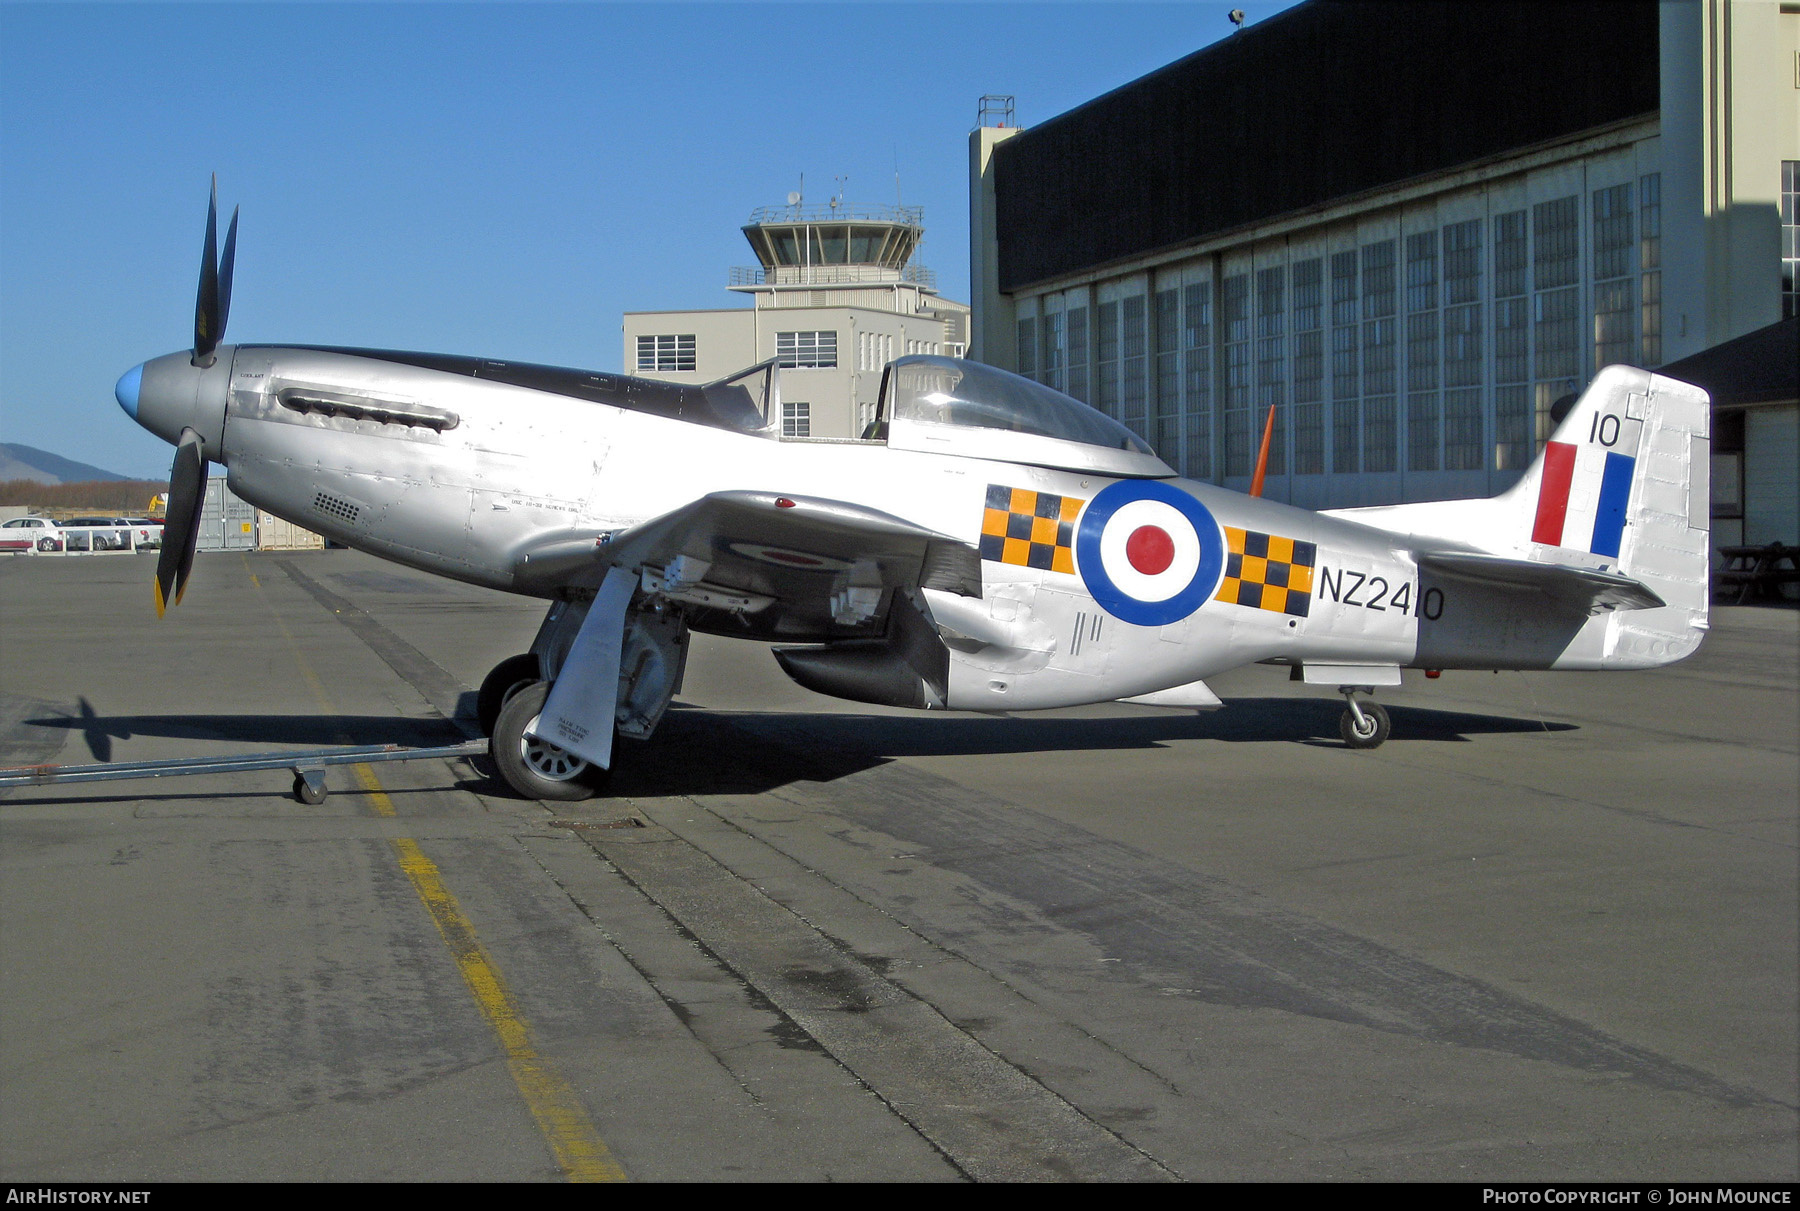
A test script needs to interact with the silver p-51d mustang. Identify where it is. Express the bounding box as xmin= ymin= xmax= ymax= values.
xmin=116 ymin=189 xmax=1712 ymax=800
